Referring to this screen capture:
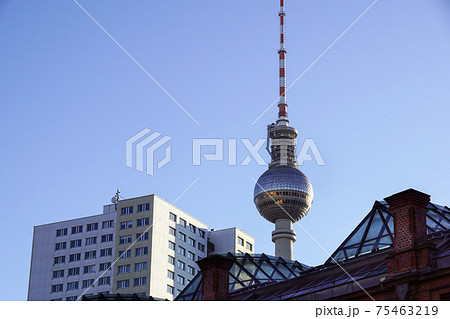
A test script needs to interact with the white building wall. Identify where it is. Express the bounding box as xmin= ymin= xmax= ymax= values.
xmin=208 ymin=228 xmax=255 ymax=255
xmin=28 ymin=210 xmax=116 ymax=300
